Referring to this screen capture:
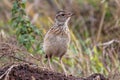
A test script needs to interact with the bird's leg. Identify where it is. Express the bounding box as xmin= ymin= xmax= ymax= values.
xmin=48 ymin=57 xmax=53 ymax=71
xmin=60 ymin=58 xmax=67 ymax=76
